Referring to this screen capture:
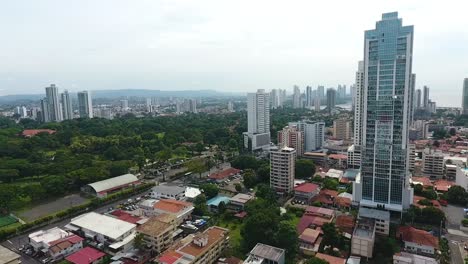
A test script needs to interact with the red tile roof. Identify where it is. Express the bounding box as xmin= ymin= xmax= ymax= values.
xmin=411 ymin=177 xmax=433 ymax=187
xmin=336 ymin=215 xmax=354 ymax=234
xmin=208 ymin=168 xmax=240 ymax=180
xmin=234 ymin=211 xmax=247 ymax=219
xmin=315 ymin=253 xmax=346 ymax=264
xmin=49 ymin=235 xmax=83 ymax=246
xmin=397 ymin=226 xmax=439 ymax=249
xmin=297 ymin=215 xmax=332 ymax=234
xmin=413 ymin=196 xmax=441 ymax=209
xmin=154 ymin=199 xmax=192 ymax=213
xmin=110 ymin=210 xmax=142 ymax=224
xmin=434 ymin=179 xmax=453 ymax=192
xmin=328 ymin=154 xmax=347 ymax=160
xmin=305 ymin=206 xmax=334 ymax=217
xmin=294 ymin=183 xmax=319 ymax=193
xmin=66 ymin=247 xmax=105 ymax=264
xmin=320 ymin=189 xmax=339 ymax=198
xmin=311 ymin=194 xmax=334 ymax=205
xmin=157 ymin=251 xmax=183 ymax=264
xmin=21 ymin=129 xmax=56 ymax=137
xmin=335 ymin=197 xmax=351 ymax=208
xmin=299 ymin=228 xmax=321 ymax=244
